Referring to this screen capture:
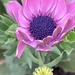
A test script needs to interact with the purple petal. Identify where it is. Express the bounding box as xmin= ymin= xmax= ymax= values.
xmin=36 ymin=40 xmax=50 ymax=51
xmin=57 ymin=13 xmax=72 ymax=29
xmin=59 ymin=32 xmax=68 ymax=40
xmin=23 ymin=40 xmax=38 ymax=48
xmin=40 ymin=0 xmax=53 ymax=15
xmin=63 ymin=18 xmax=75 ymax=32
xmin=27 ymin=0 xmax=40 ymax=16
xmin=47 ymin=0 xmax=58 ymax=15
xmin=23 ymin=2 xmax=33 ymax=20
xmin=18 ymin=9 xmax=30 ymax=28
xmin=66 ymin=0 xmax=75 ymax=16
xmin=50 ymin=41 xmax=60 ymax=46
xmin=52 ymin=27 xmax=62 ymax=39
xmin=16 ymin=41 xmax=27 ymax=58
xmin=54 ymin=0 xmax=67 ymax=20
xmin=43 ymin=36 xmax=52 ymax=44
xmin=16 ymin=27 xmax=33 ymax=41
xmin=7 ymin=1 xmax=21 ymax=22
